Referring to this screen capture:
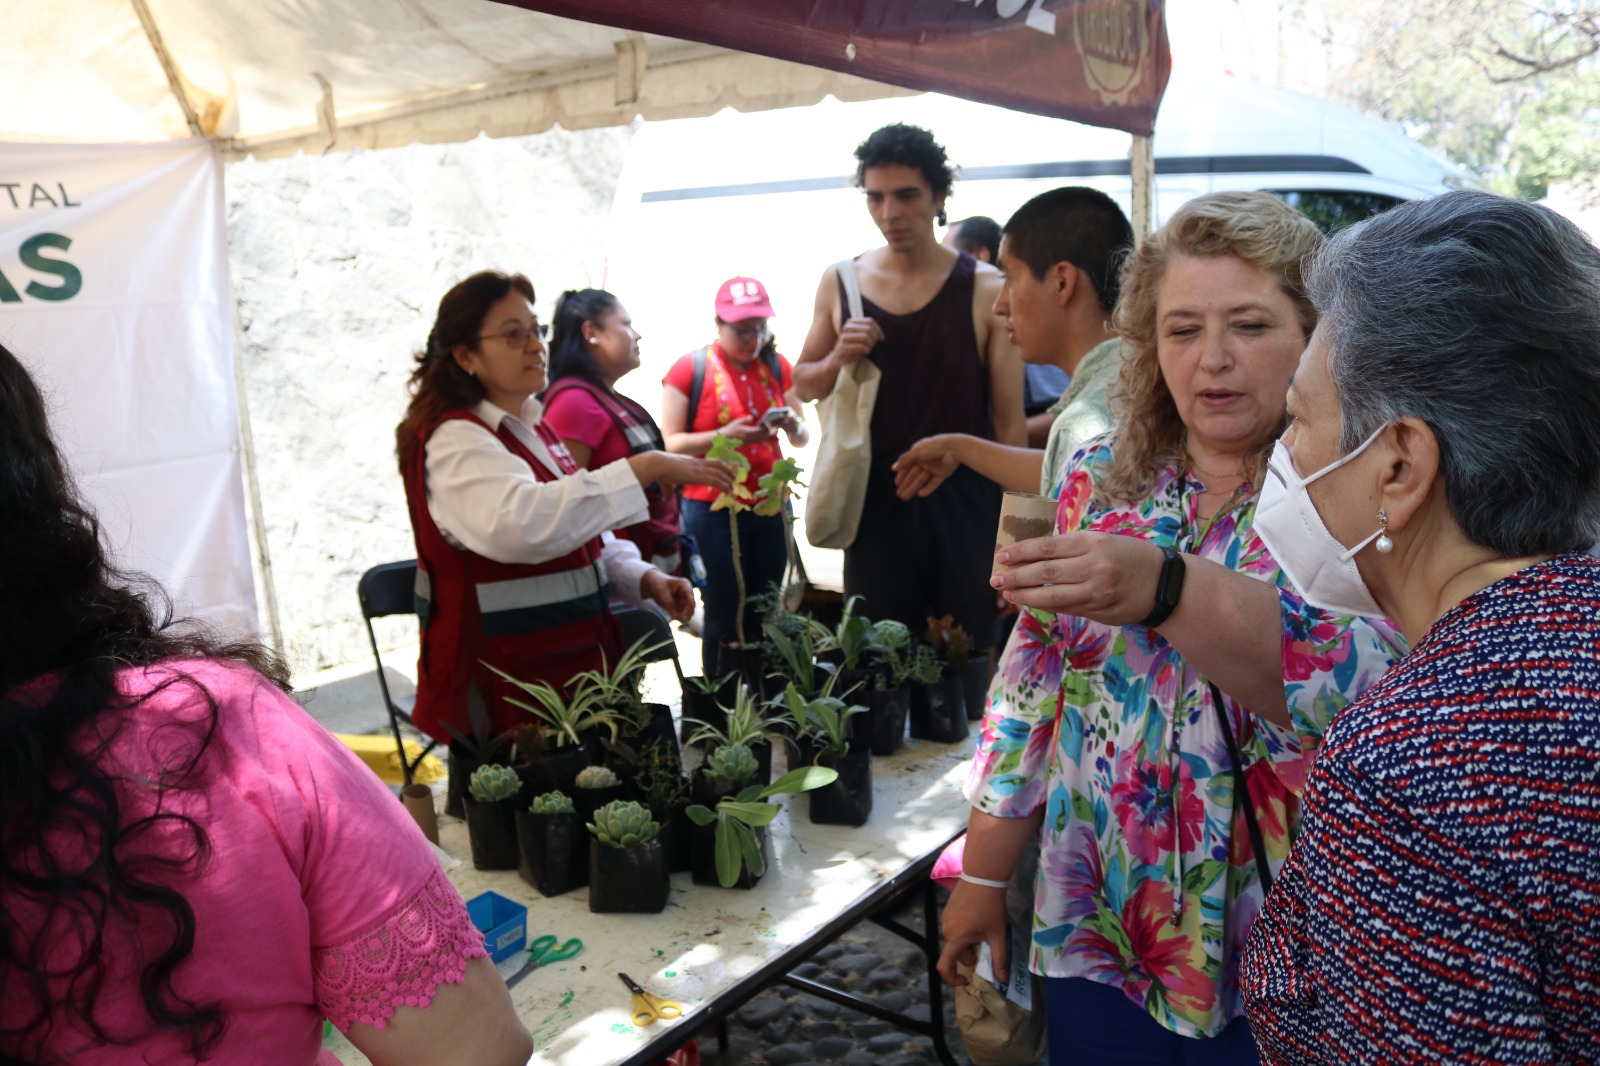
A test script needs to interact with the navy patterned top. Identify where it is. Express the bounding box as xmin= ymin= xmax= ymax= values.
xmin=1243 ymin=554 xmax=1600 ymax=1063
